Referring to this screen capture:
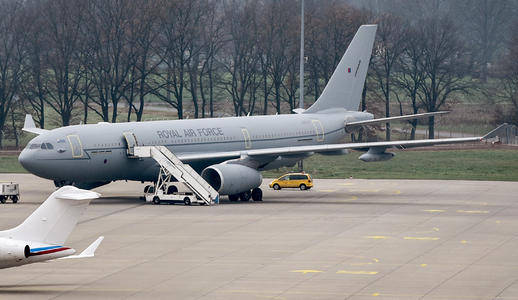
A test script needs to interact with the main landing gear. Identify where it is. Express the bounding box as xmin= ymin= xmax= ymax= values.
xmin=228 ymin=187 xmax=263 ymax=202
